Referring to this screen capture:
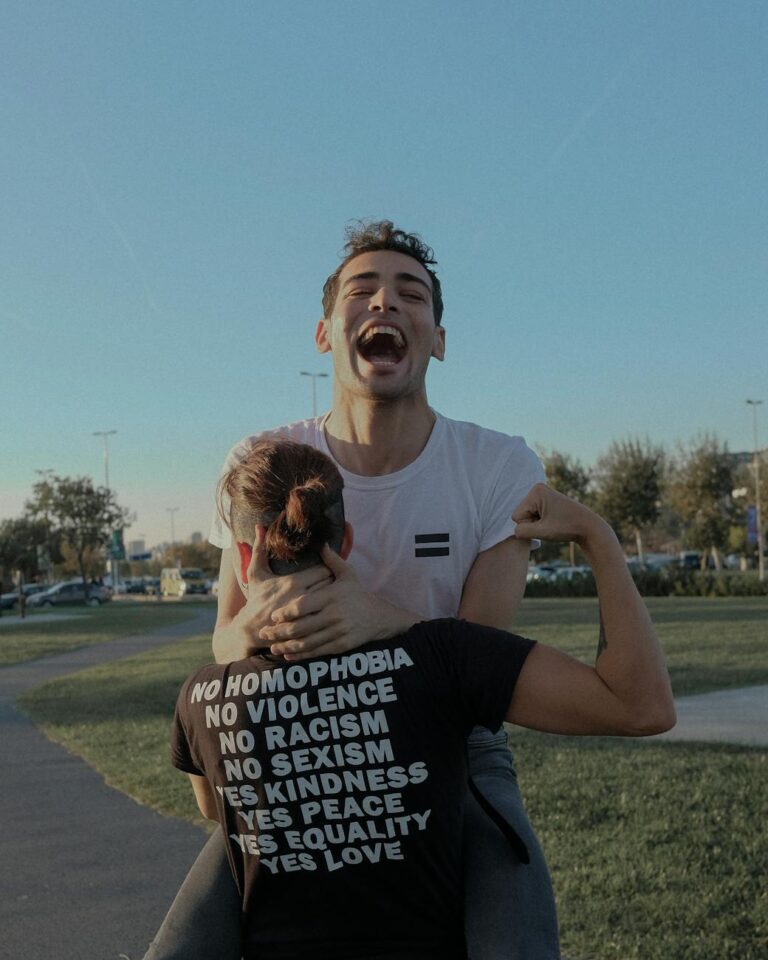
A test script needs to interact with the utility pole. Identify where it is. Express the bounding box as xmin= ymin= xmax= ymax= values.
xmin=92 ymin=430 xmax=117 ymax=490
xmin=746 ymin=400 xmax=765 ymax=582
xmin=300 ymin=371 xmax=329 ymax=418
xmin=167 ymin=507 xmax=180 ymax=547
xmin=93 ymin=430 xmax=118 ymax=592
